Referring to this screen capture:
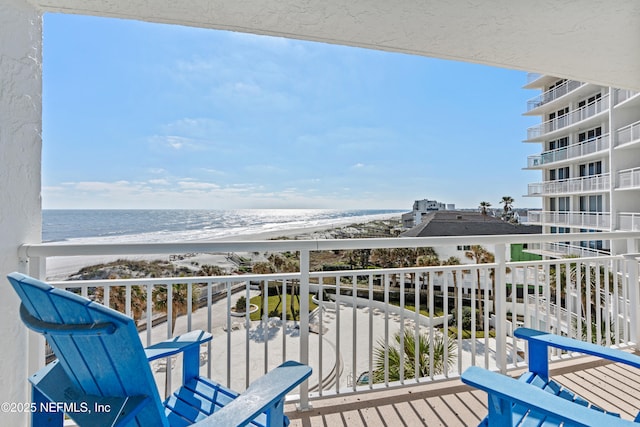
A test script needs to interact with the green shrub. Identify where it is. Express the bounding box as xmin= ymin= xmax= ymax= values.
xmin=235 ymin=296 xmax=247 ymax=312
